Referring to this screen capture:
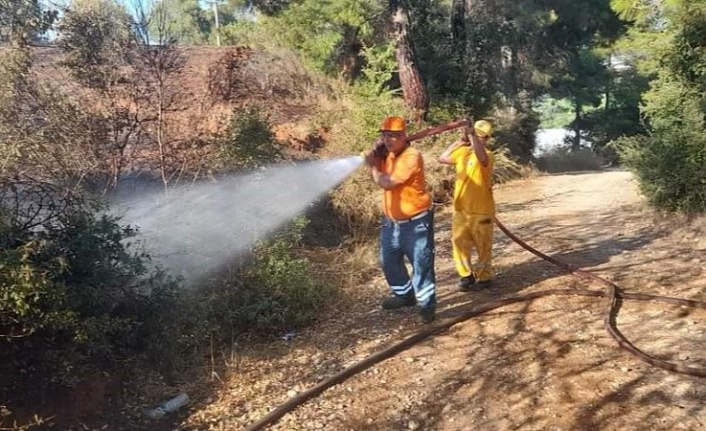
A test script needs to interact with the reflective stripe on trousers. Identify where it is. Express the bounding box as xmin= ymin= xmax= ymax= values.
xmin=380 ymin=211 xmax=436 ymax=308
